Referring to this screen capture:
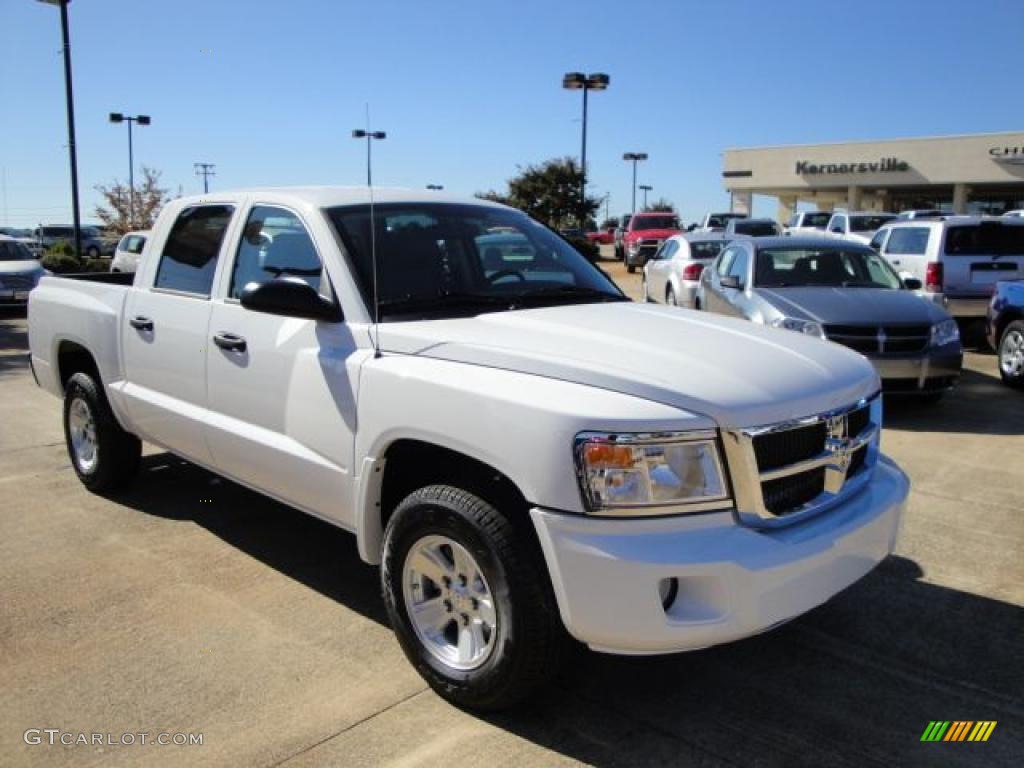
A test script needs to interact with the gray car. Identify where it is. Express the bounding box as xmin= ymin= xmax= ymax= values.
xmin=697 ymin=237 xmax=963 ymax=397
